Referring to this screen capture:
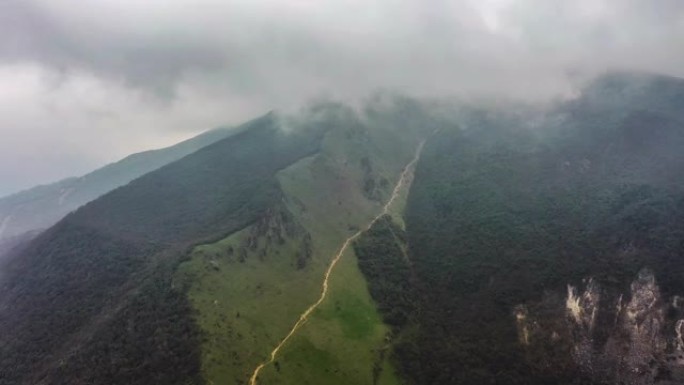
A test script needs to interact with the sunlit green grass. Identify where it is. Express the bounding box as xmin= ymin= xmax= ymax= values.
xmin=254 ymin=246 xmax=403 ymax=385
xmin=175 ymin=225 xmax=326 ymax=385
xmin=175 ymin=120 xmax=424 ymax=385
